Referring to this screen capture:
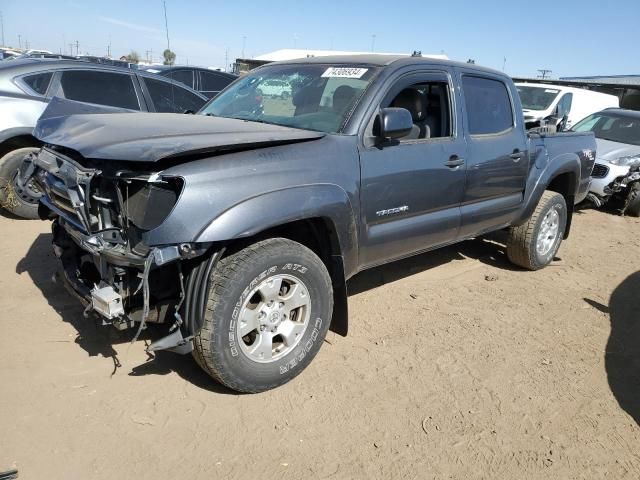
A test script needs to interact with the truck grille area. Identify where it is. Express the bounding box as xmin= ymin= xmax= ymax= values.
xmin=591 ymin=163 xmax=609 ymax=179
xmin=30 ymin=147 xmax=183 ymax=247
